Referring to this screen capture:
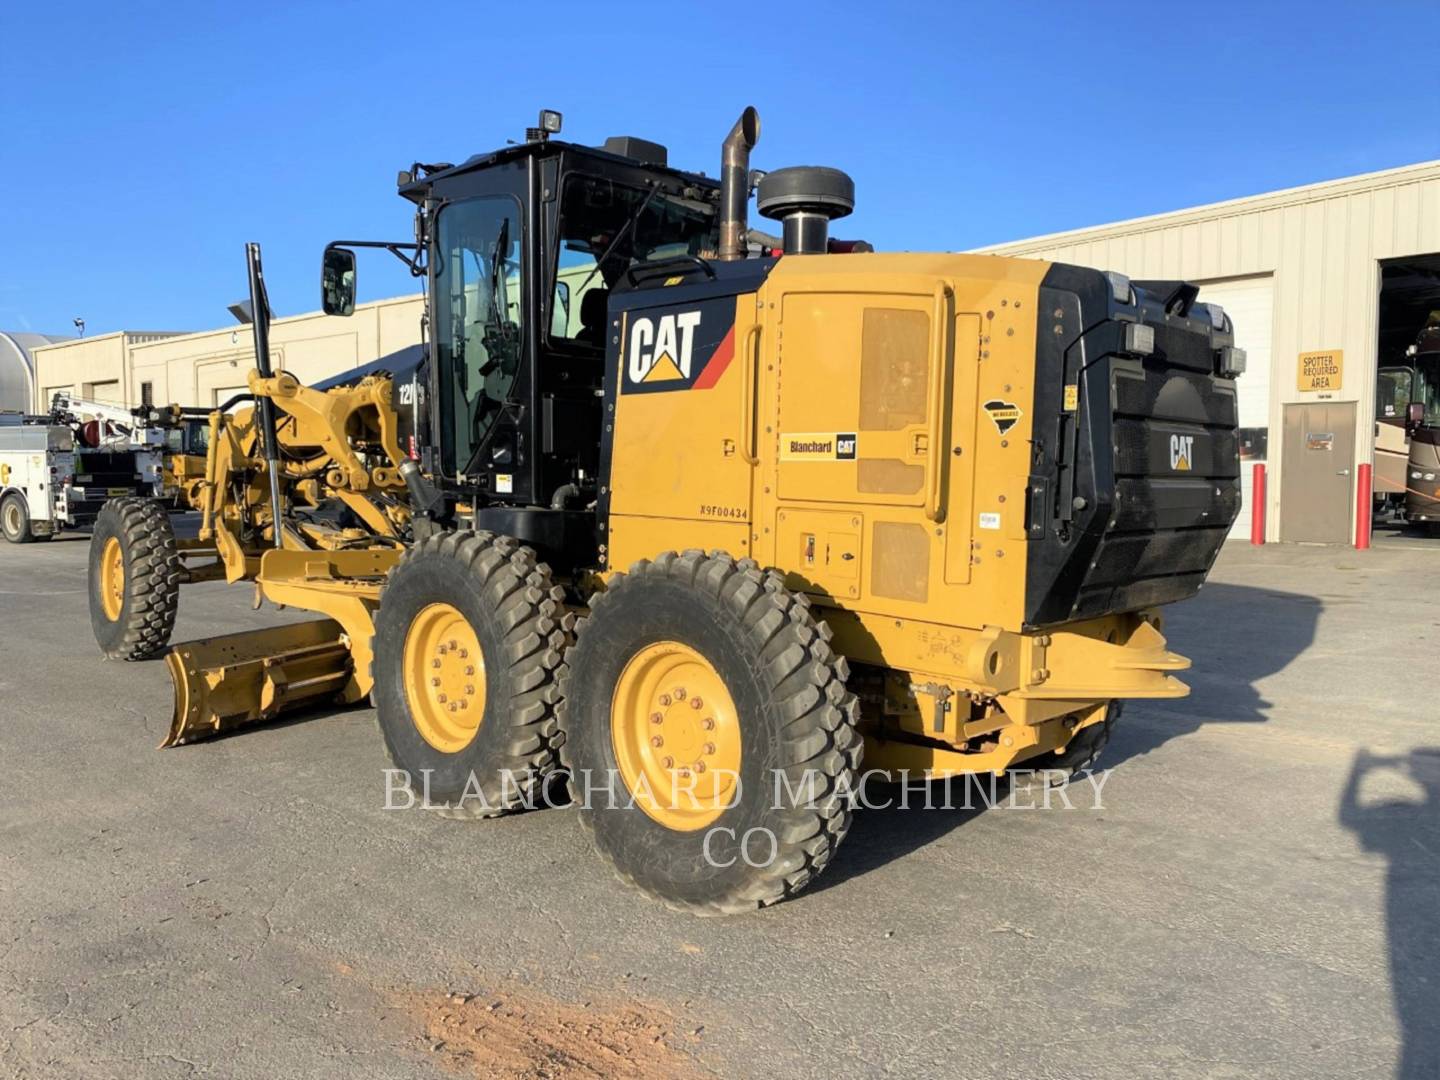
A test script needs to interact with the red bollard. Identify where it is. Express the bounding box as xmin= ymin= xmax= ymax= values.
xmin=1355 ymin=463 xmax=1372 ymax=550
xmin=1250 ymin=463 xmax=1266 ymax=545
